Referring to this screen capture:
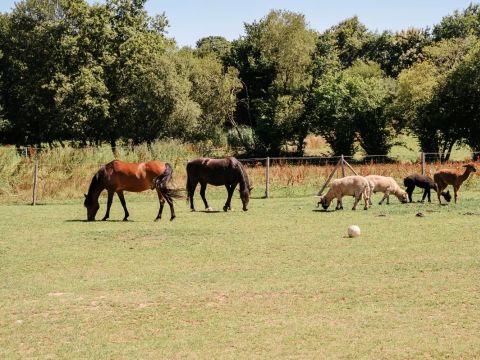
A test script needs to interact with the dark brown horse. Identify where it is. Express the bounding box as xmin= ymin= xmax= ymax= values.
xmin=186 ymin=157 xmax=252 ymax=212
xmin=84 ymin=160 xmax=177 ymax=221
